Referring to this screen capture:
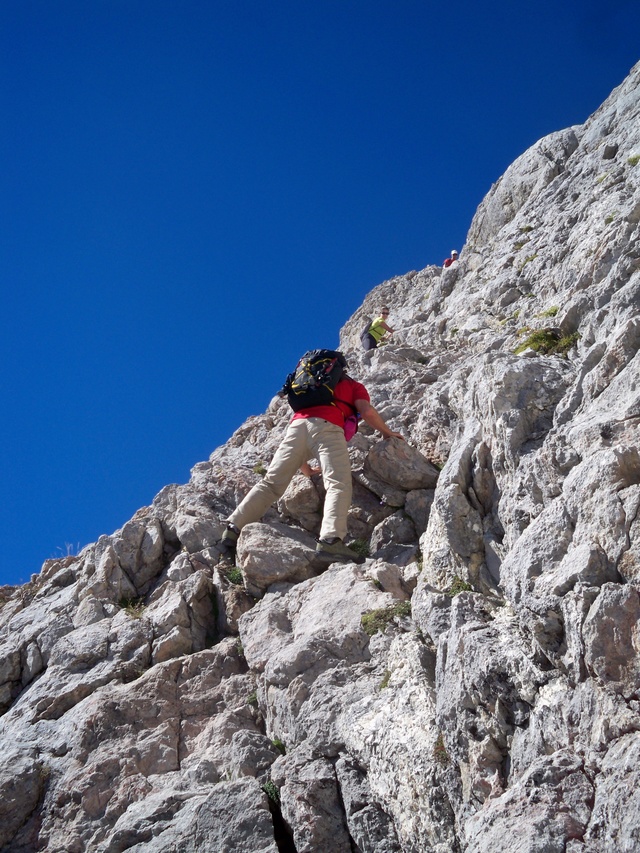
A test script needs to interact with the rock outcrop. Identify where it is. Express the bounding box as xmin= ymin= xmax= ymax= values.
xmin=1 ymin=61 xmax=639 ymax=852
